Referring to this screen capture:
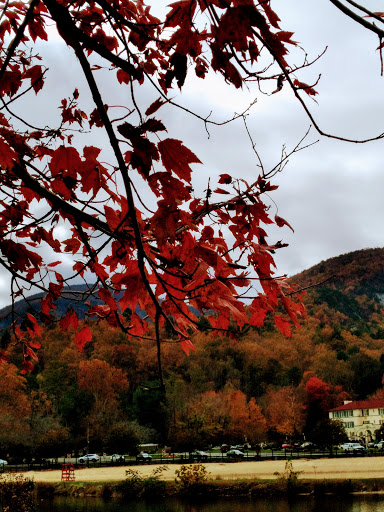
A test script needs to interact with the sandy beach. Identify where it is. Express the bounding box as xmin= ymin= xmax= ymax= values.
xmin=22 ymin=457 xmax=384 ymax=483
